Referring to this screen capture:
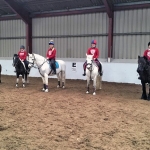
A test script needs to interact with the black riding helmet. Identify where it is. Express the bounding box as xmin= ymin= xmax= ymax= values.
xmin=148 ymin=42 xmax=150 ymax=47
xmin=20 ymin=45 xmax=25 ymax=49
